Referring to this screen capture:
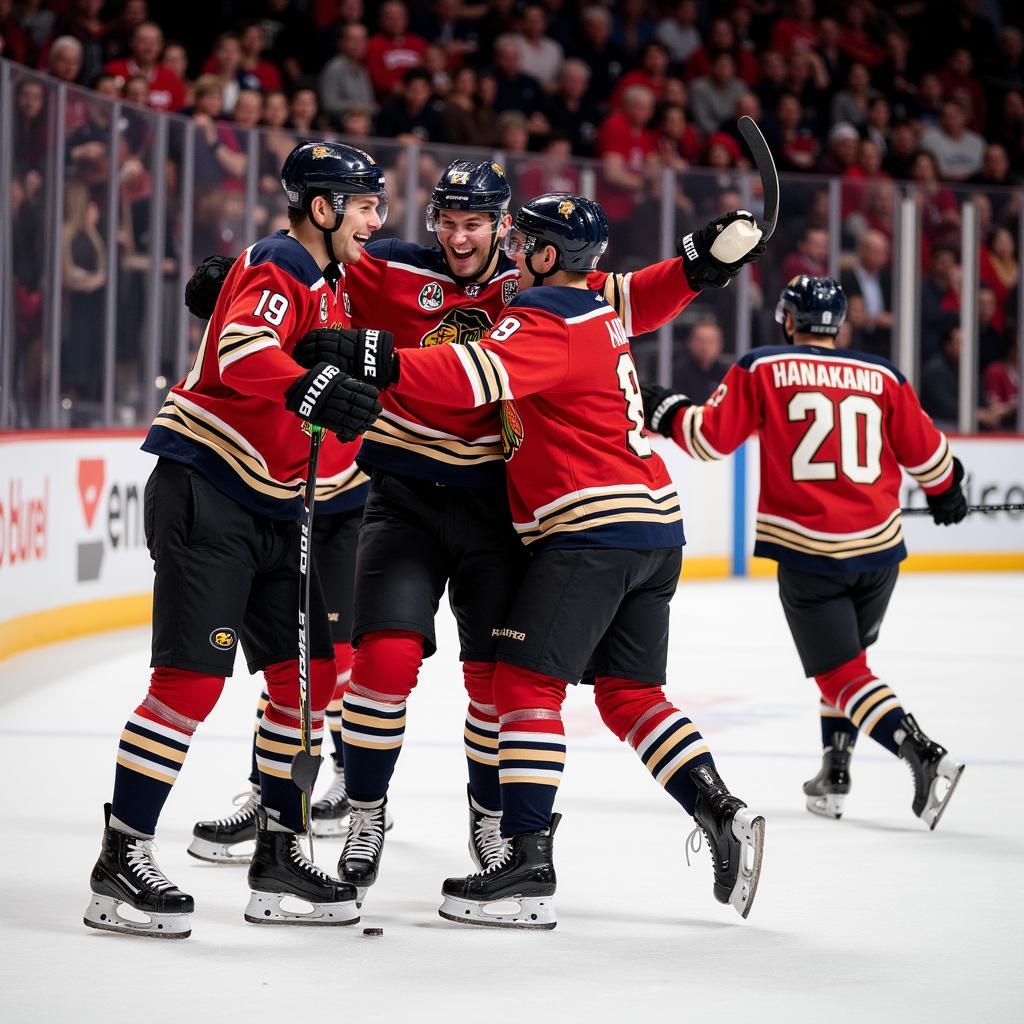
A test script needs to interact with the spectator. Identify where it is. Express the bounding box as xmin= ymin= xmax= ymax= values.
xmin=875 ymin=30 xmax=917 ymax=121
xmin=938 ymin=47 xmax=986 ymax=134
xmin=979 ymin=226 xmax=1019 ymax=335
xmin=52 ymin=0 xmax=106 ymax=84
xmin=911 ymin=72 xmax=945 ymax=127
xmin=921 ymin=246 xmax=961 ymax=359
xmin=1 ymin=0 xmax=30 ymax=65
xmin=882 ymin=120 xmax=918 ymax=180
xmin=830 ymin=62 xmax=875 ymax=129
xmin=817 ymin=121 xmax=860 ymax=176
xmin=920 ymin=325 xmax=961 ymax=429
xmin=654 ymin=102 xmax=702 ymax=169
xmin=192 ymin=75 xmax=245 ymax=181
xmin=977 ymin=287 xmax=1010 ymax=372
xmin=340 ymin=106 xmax=375 ymax=140
xmin=542 ymin=58 xmax=602 ymax=158
xmin=490 ymin=33 xmax=544 ymax=114
xmin=422 ymin=44 xmax=450 ymax=96
xmin=442 ymin=66 xmax=486 ymax=146
xmin=319 ymin=23 xmax=377 ymax=126
xmin=596 ymin=83 xmax=658 ymax=222
xmin=865 ymin=96 xmax=891 ymax=156
xmin=262 ymin=90 xmax=290 ymax=128
xmin=13 ymin=77 xmax=47 ymax=178
xmin=996 ymin=91 xmax=1024 ymax=172
xmin=690 ymin=52 xmax=746 ymax=138
xmin=842 ymin=138 xmax=890 ymax=220
xmin=816 ymin=16 xmax=846 ymax=87
xmin=162 ymin=42 xmax=191 ymax=103
xmin=756 ymin=50 xmax=789 ymax=116
xmin=474 ymin=71 xmax=501 ymax=146
xmin=673 ymin=321 xmax=731 ymax=402
xmin=261 ymin=0 xmax=313 ymax=87
xmin=376 ymin=67 xmax=447 ymax=143
xmin=785 ymin=49 xmax=831 ymax=128
xmin=837 ymin=2 xmax=883 ymax=67
xmin=416 ymin=0 xmax=480 ymax=70
xmin=101 ymin=0 xmax=148 ymax=64
xmin=920 ymin=100 xmax=985 ymax=182
xmin=288 ymin=86 xmax=320 ymax=135
xmin=912 ymin=149 xmax=962 ymax=257
xmin=613 ymin=0 xmax=655 ymax=56
xmin=770 ymin=0 xmax=819 ymax=58
xmin=782 ymin=226 xmax=829 ymax=280
xmin=704 ymin=131 xmax=743 ymax=169
xmin=656 ymin=1 xmax=701 ymax=65
xmin=986 ymin=27 xmax=1024 ymax=97
xmin=48 ymin=35 xmax=84 ymax=84
xmin=767 ymin=92 xmax=819 ymax=173
xmin=513 ymin=4 xmax=563 ymax=89
xmin=232 ymin=89 xmax=264 ymax=130
xmin=518 ymin=135 xmax=581 ymax=199
xmin=105 ymin=22 xmax=185 ymax=112
xmin=495 ymin=110 xmax=530 ymax=155
xmin=365 ymin=0 xmax=428 ymax=101
xmin=568 ymin=6 xmax=627 ymax=106
xmin=685 ymin=17 xmax=759 ymax=87
xmin=124 ymin=73 xmax=150 ymax=107
xmin=611 ymin=40 xmax=671 ymax=109
xmin=239 ymin=21 xmax=284 ymax=93
xmin=980 ymin=339 xmax=1019 ymax=431
xmin=91 ymin=71 xmax=120 ymax=99
xmin=201 ymin=33 xmax=246 ymax=114
xmin=840 ymin=229 xmax=893 ymax=358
